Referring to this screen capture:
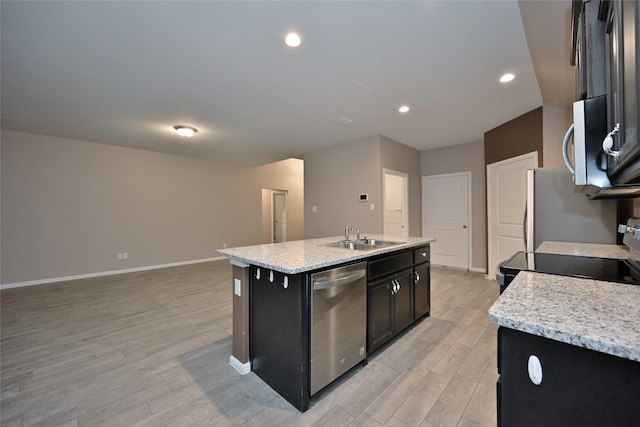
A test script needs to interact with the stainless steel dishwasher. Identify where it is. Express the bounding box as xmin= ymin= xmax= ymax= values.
xmin=310 ymin=261 xmax=367 ymax=395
